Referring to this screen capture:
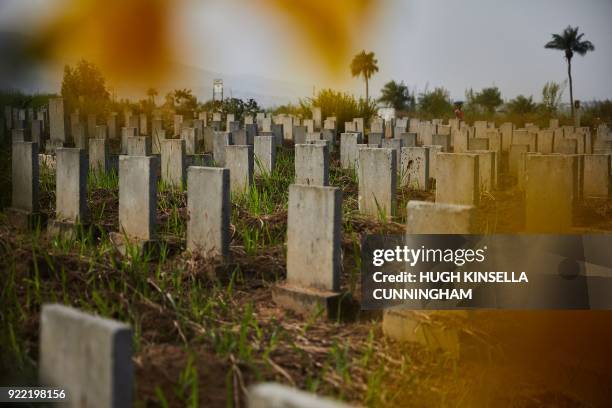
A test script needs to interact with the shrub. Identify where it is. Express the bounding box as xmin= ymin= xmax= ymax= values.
xmin=297 ymin=88 xmax=377 ymax=132
xmin=417 ymin=87 xmax=453 ymax=119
